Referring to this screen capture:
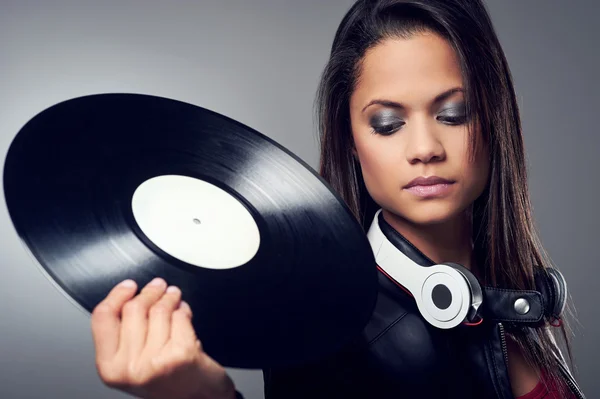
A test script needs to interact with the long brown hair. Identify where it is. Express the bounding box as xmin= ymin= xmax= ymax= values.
xmin=314 ymin=0 xmax=577 ymax=395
